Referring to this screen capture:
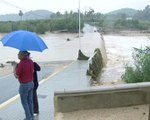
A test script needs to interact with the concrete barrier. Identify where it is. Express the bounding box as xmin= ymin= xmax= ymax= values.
xmin=54 ymin=82 xmax=150 ymax=113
